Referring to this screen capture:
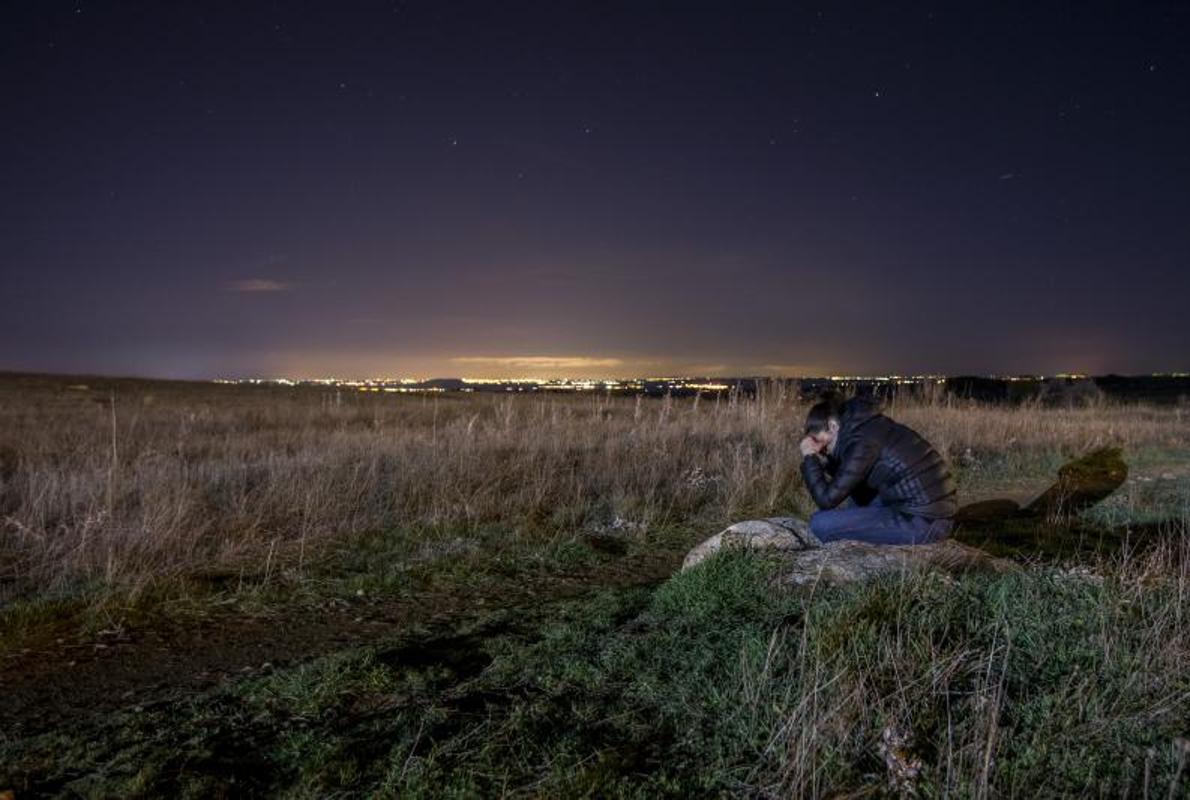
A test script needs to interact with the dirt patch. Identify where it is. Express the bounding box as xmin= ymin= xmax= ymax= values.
xmin=0 ymin=546 xmax=683 ymax=739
